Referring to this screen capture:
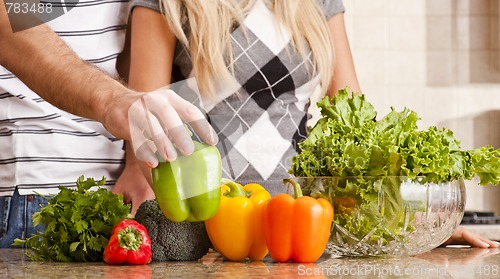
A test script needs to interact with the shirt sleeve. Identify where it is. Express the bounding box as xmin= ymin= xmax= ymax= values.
xmin=317 ymin=0 xmax=345 ymax=20
xmin=129 ymin=0 xmax=161 ymax=13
